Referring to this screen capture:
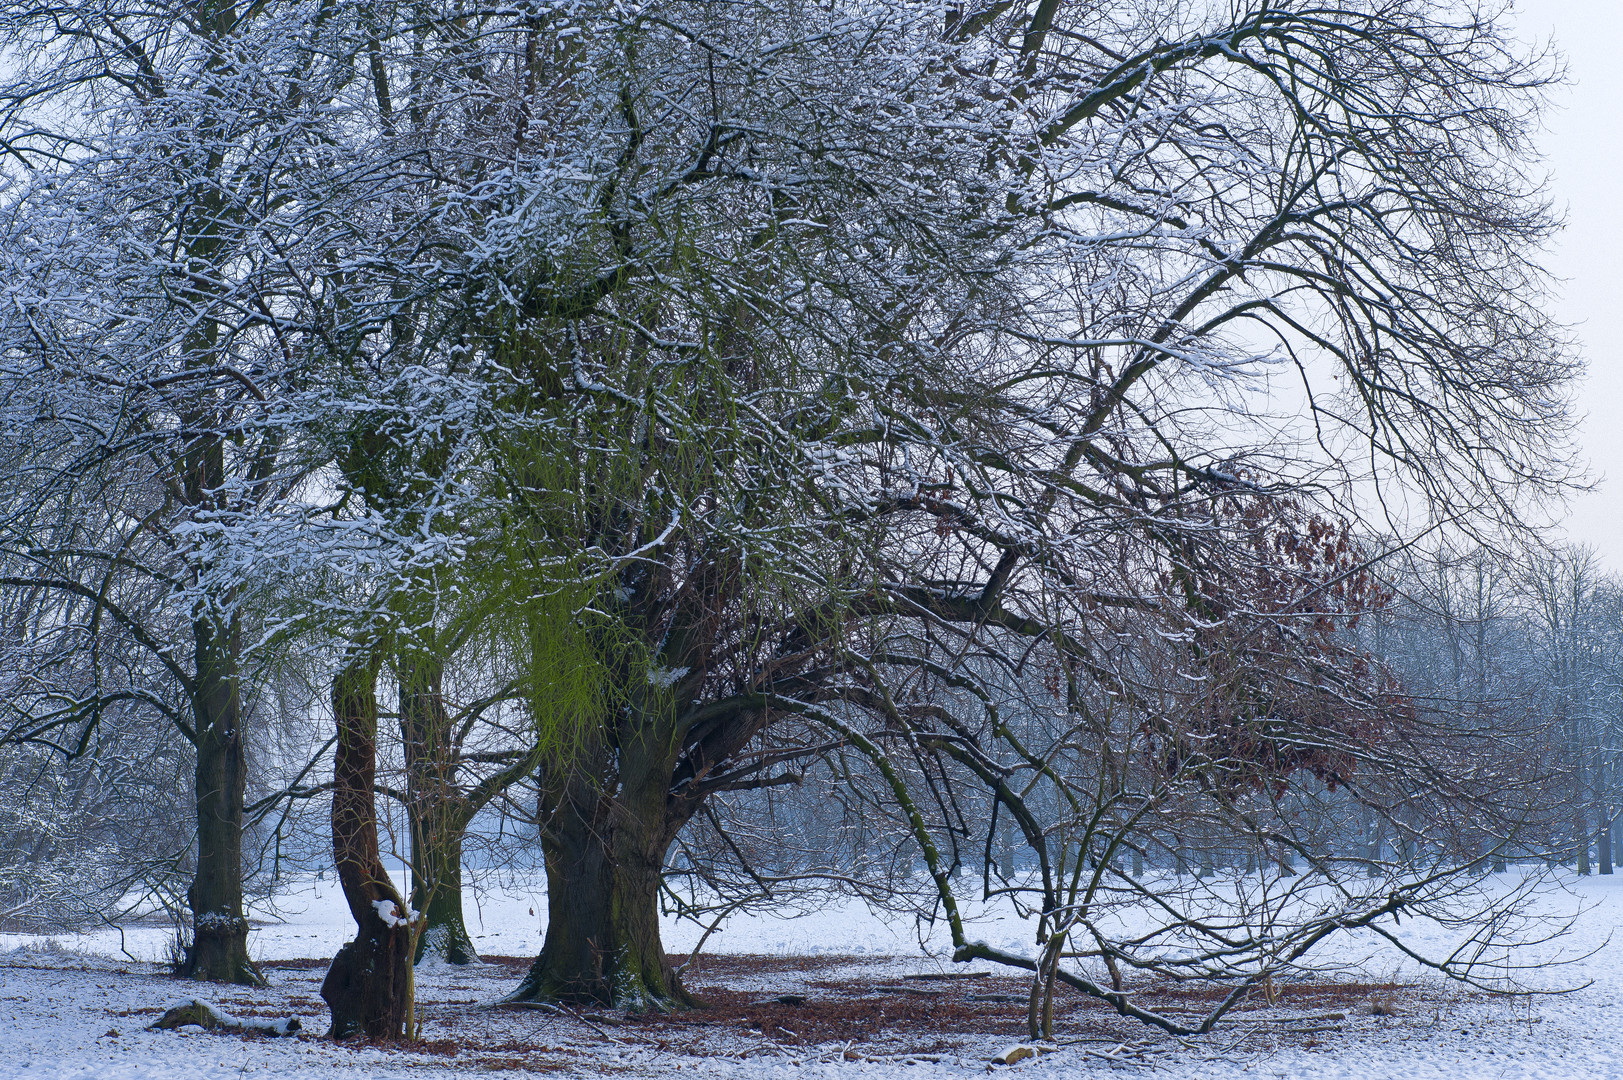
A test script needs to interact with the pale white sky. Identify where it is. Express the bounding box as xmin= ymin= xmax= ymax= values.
xmin=1511 ymin=0 xmax=1623 ymax=568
